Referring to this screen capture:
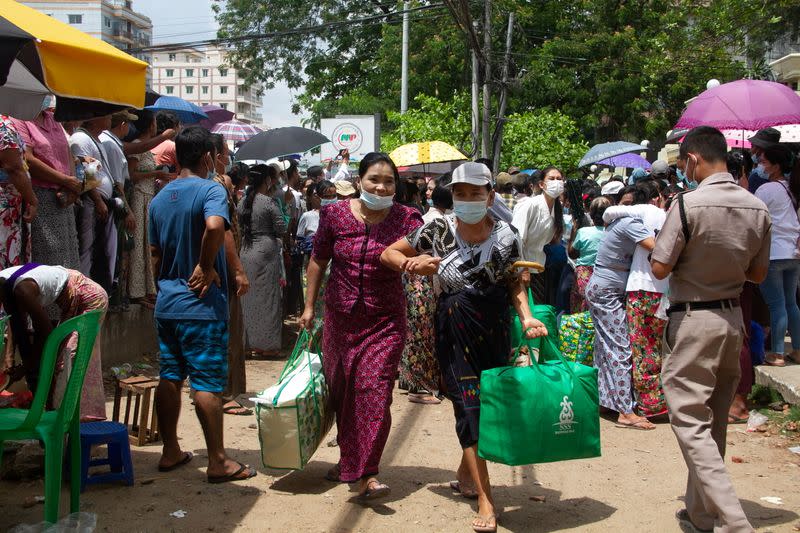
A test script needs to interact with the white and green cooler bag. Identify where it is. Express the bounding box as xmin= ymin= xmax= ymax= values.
xmin=253 ymin=332 xmax=333 ymax=470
